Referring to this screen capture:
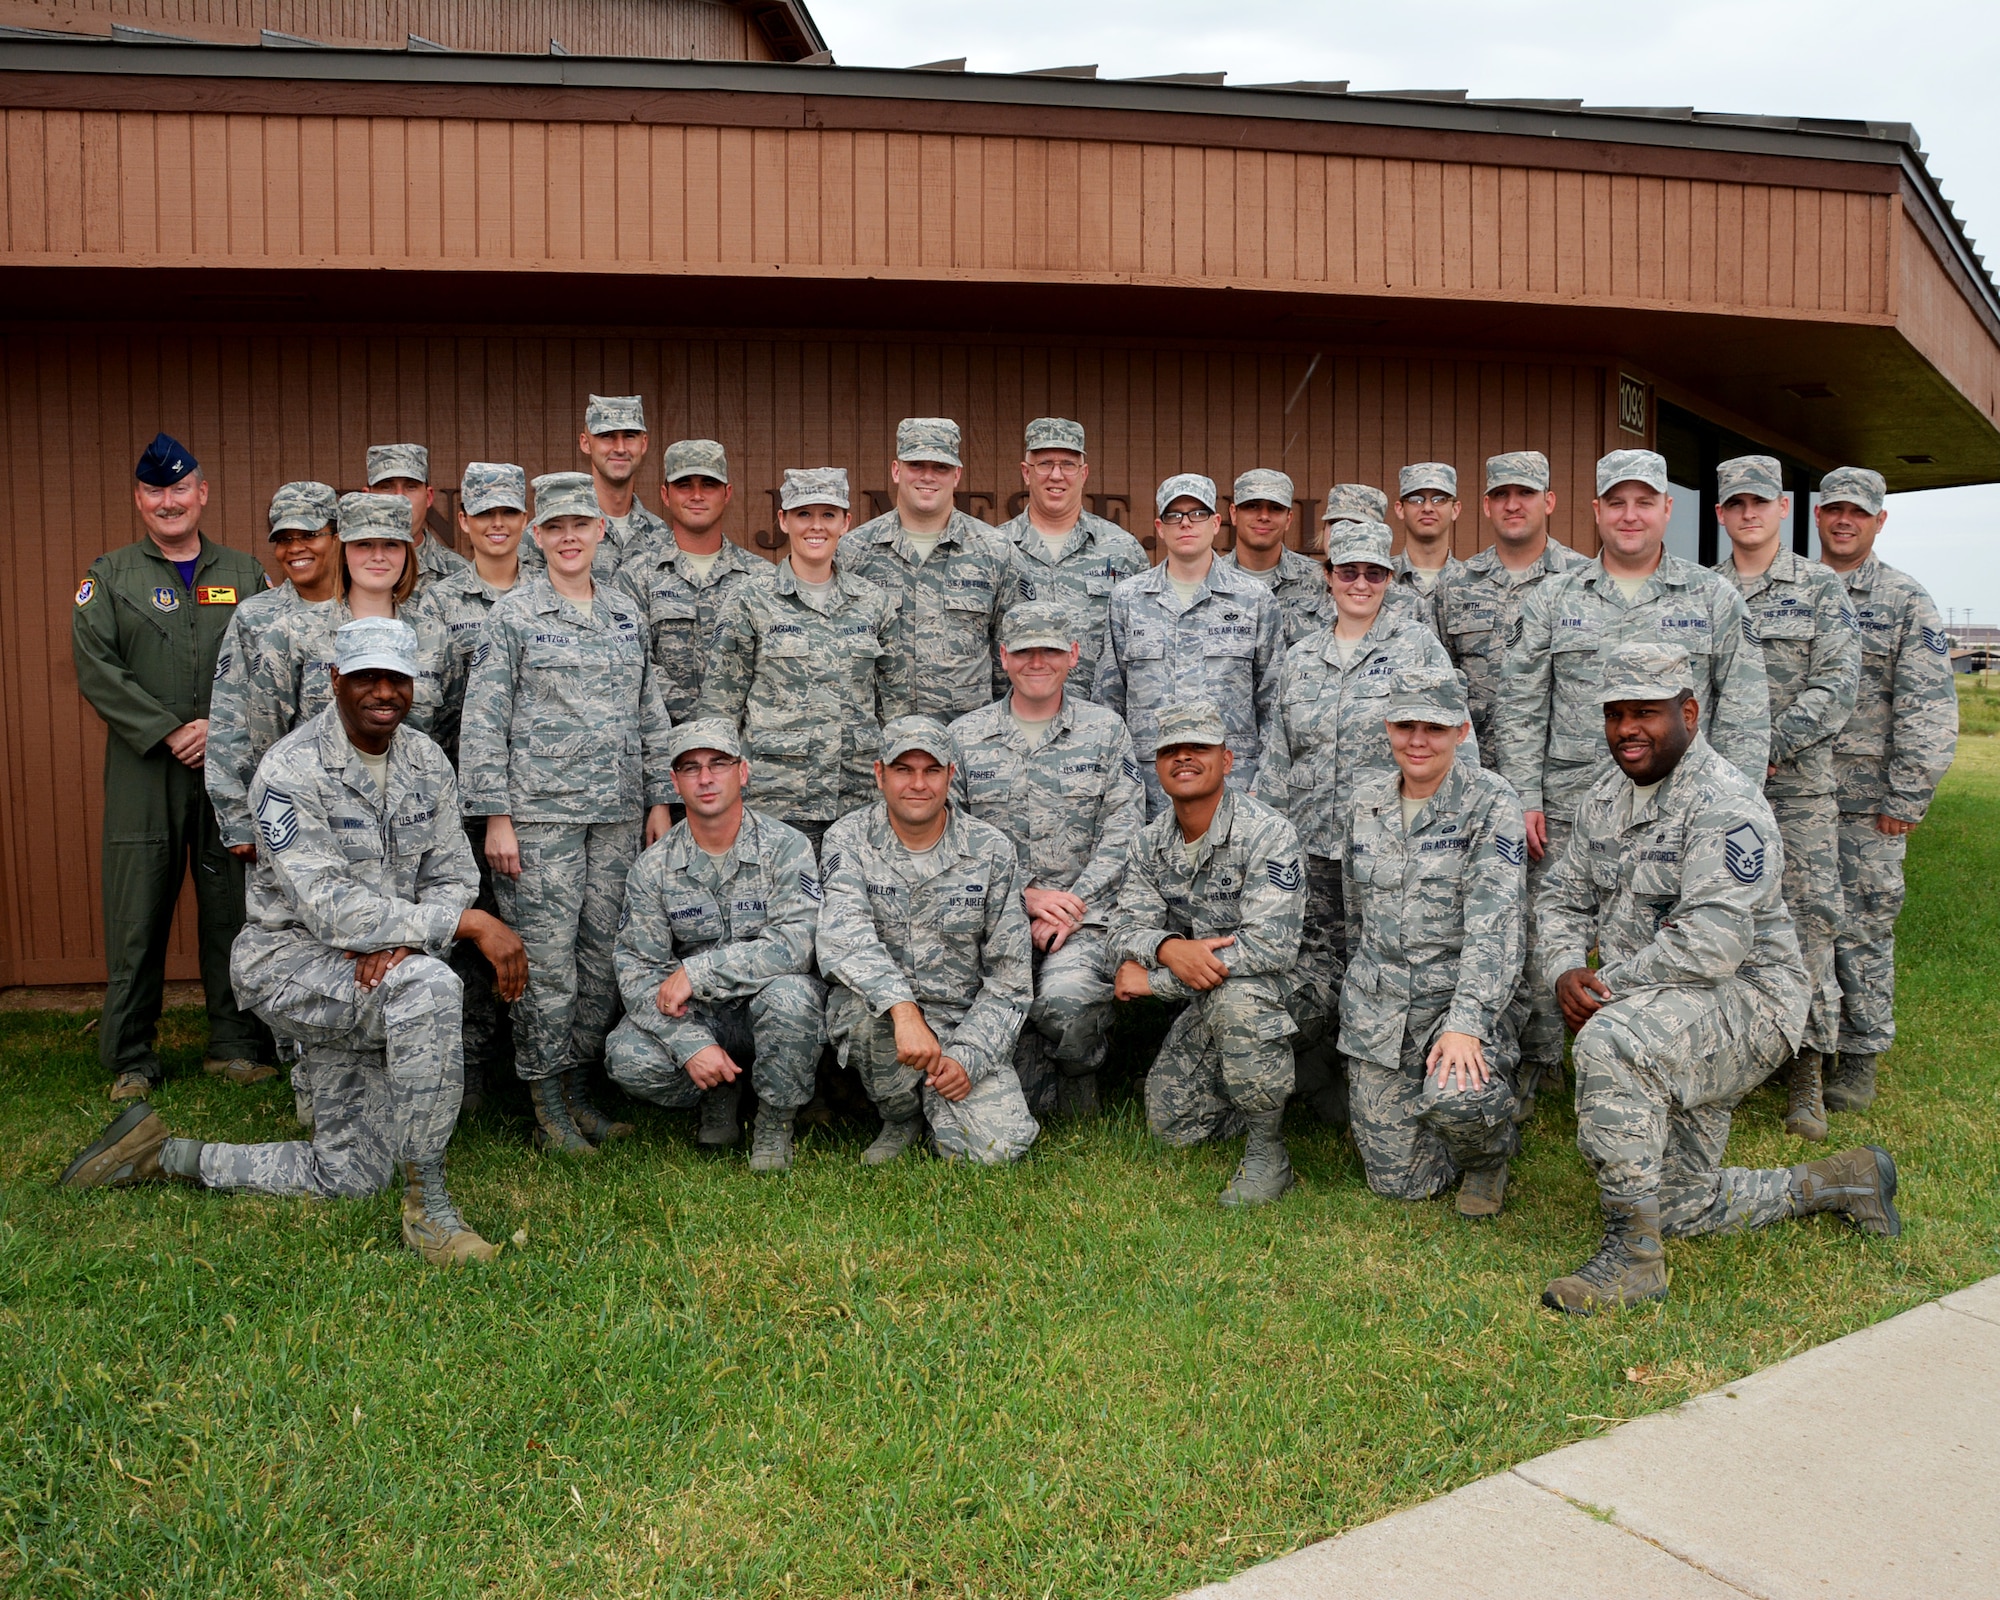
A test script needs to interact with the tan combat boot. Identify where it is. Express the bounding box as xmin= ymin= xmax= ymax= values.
xmin=561 ymin=1068 xmax=634 ymax=1145
xmin=1542 ymin=1195 xmax=1669 ymax=1315
xmin=1220 ymin=1111 xmax=1295 ymax=1207
xmin=529 ymin=1075 xmax=595 ymax=1156
xmin=697 ymin=1083 xmax=742 ymax=1148
xmin=203 ymin=1056 xmax=278 ymax=1086
xmin=1822 ymin=1052 xmax=1878 ymax=1113
xmin=401 ymin=1158 xmax=502 ymax=1266
xmin=60 ymin=1103 xmax=204 ymax=1189
xmin=862 ymin=1111 xmax=926 ymax=1166
xmin=747 ymin=1102 xmax=796 ymax=1173
xmin=1783 ymin=1050 xmax=1830 ymax=1141
xmin=1456 ymin=1164 xmax=1509 ymax=1219
xmin=1790 ymin=1145 xmax=1901 ymax=1236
